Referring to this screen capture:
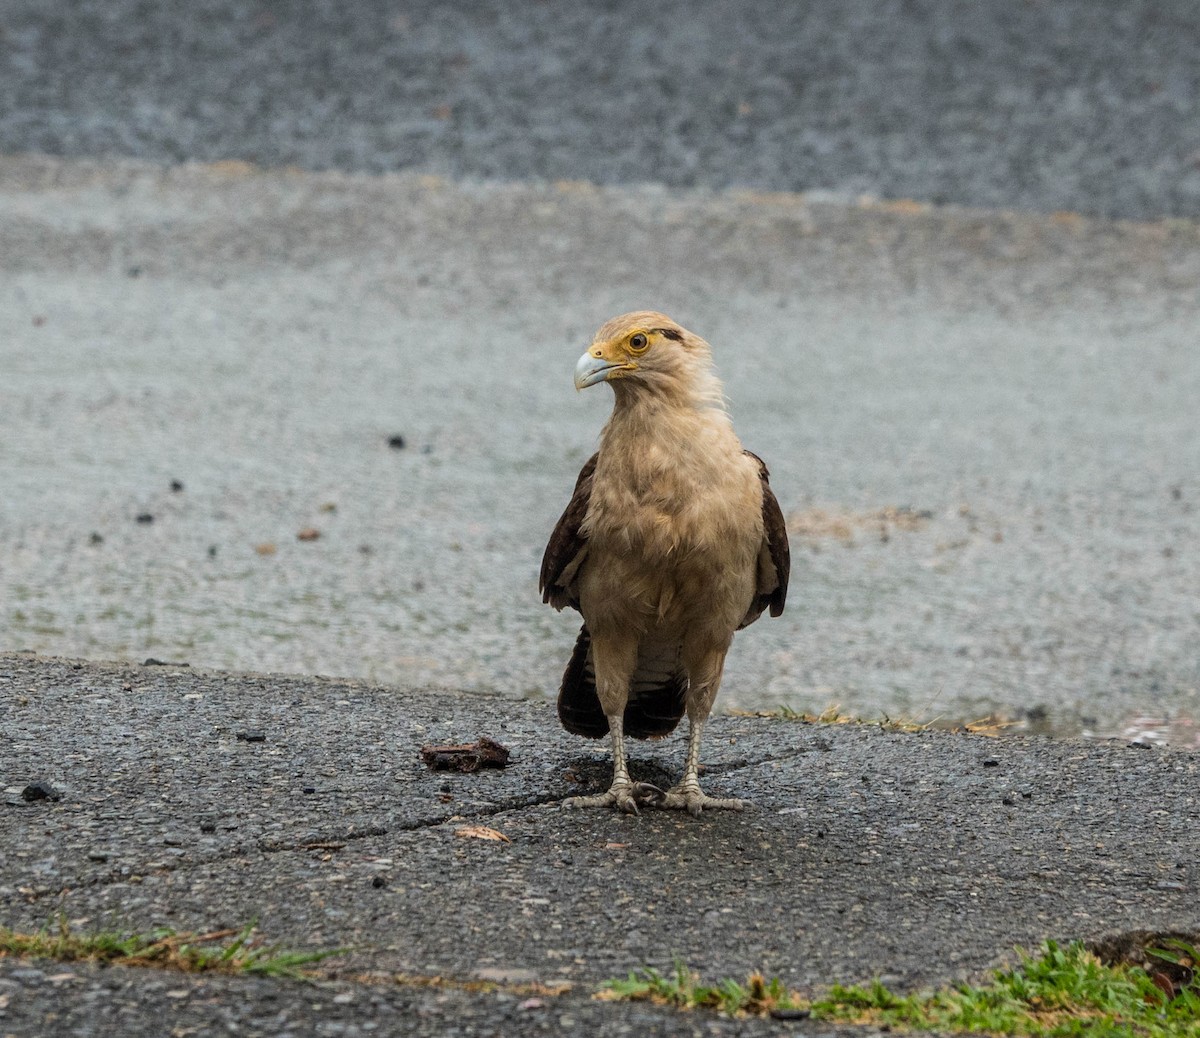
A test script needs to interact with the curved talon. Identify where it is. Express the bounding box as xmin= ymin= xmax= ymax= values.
xmin=631 ymin=781 xmax=667 ymax=805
